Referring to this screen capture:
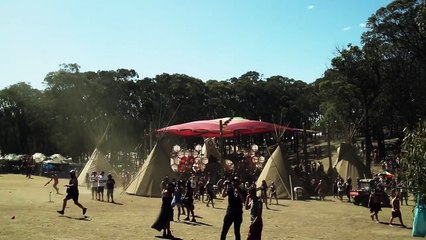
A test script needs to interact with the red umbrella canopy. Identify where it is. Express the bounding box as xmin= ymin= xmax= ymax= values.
xmin=157 ymin=117 xmax=296 ymax=137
